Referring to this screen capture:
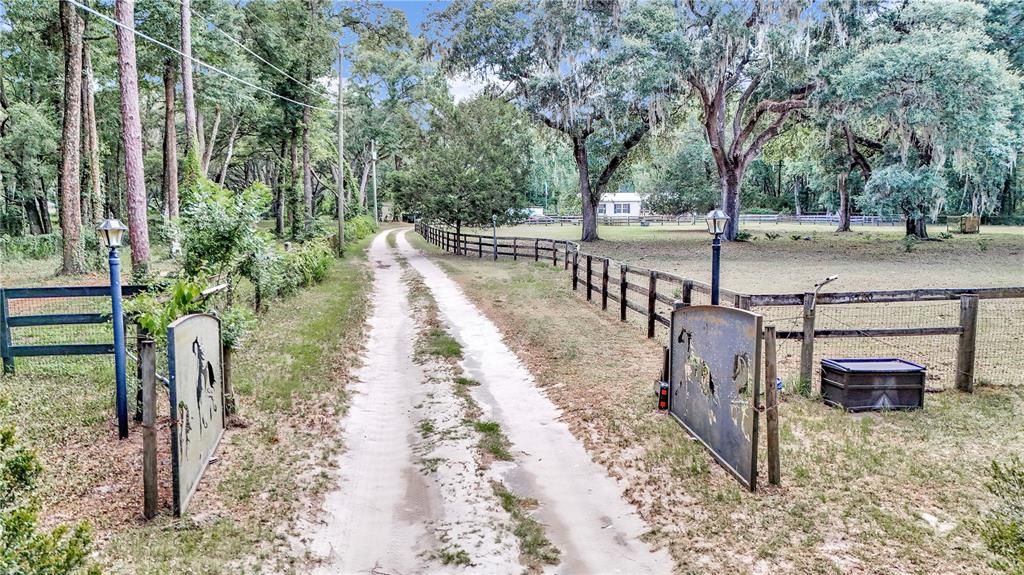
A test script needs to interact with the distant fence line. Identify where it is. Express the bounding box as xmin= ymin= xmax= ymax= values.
xmin=415 ymin=221 xmax=1024 ymax=389
xmin=525 ymin=213 xmax=903 ymax=226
